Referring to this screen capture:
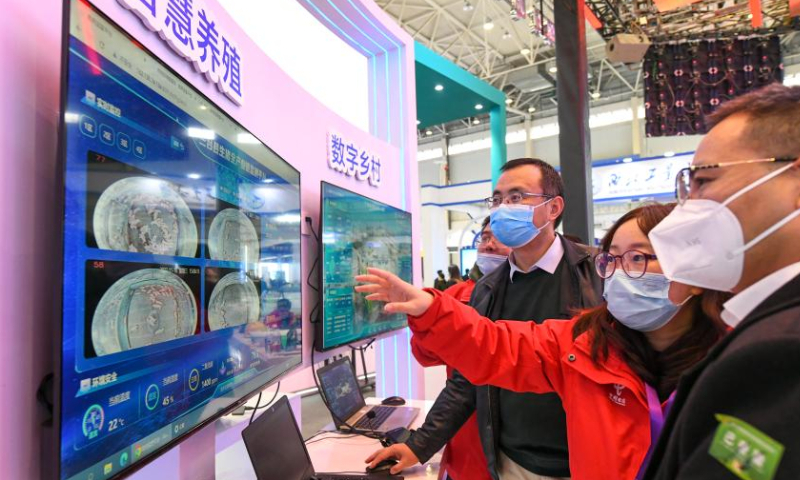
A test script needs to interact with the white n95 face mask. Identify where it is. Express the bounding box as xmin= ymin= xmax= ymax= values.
xmin=649 ymin=164 xmax=800 ymax=291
